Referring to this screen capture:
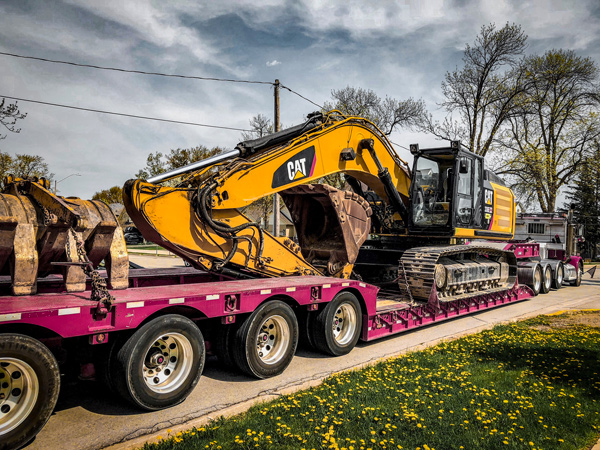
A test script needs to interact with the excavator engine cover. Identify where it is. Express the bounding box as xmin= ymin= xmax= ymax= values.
xmin=0 ymin=178 xmax=129 ymax=295
xmin=281 ymin=184 xmax=372 ymax=277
